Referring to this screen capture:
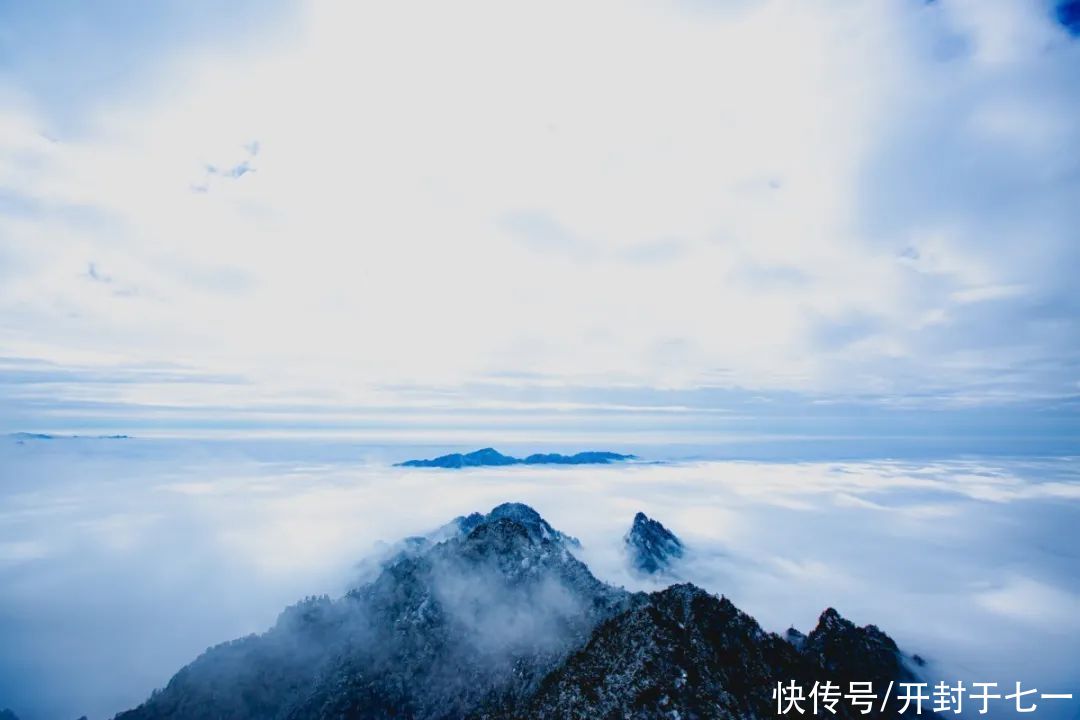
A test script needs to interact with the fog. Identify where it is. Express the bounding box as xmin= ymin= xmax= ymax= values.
xmin=0 ymin=436 xmax=1077 ymax=719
